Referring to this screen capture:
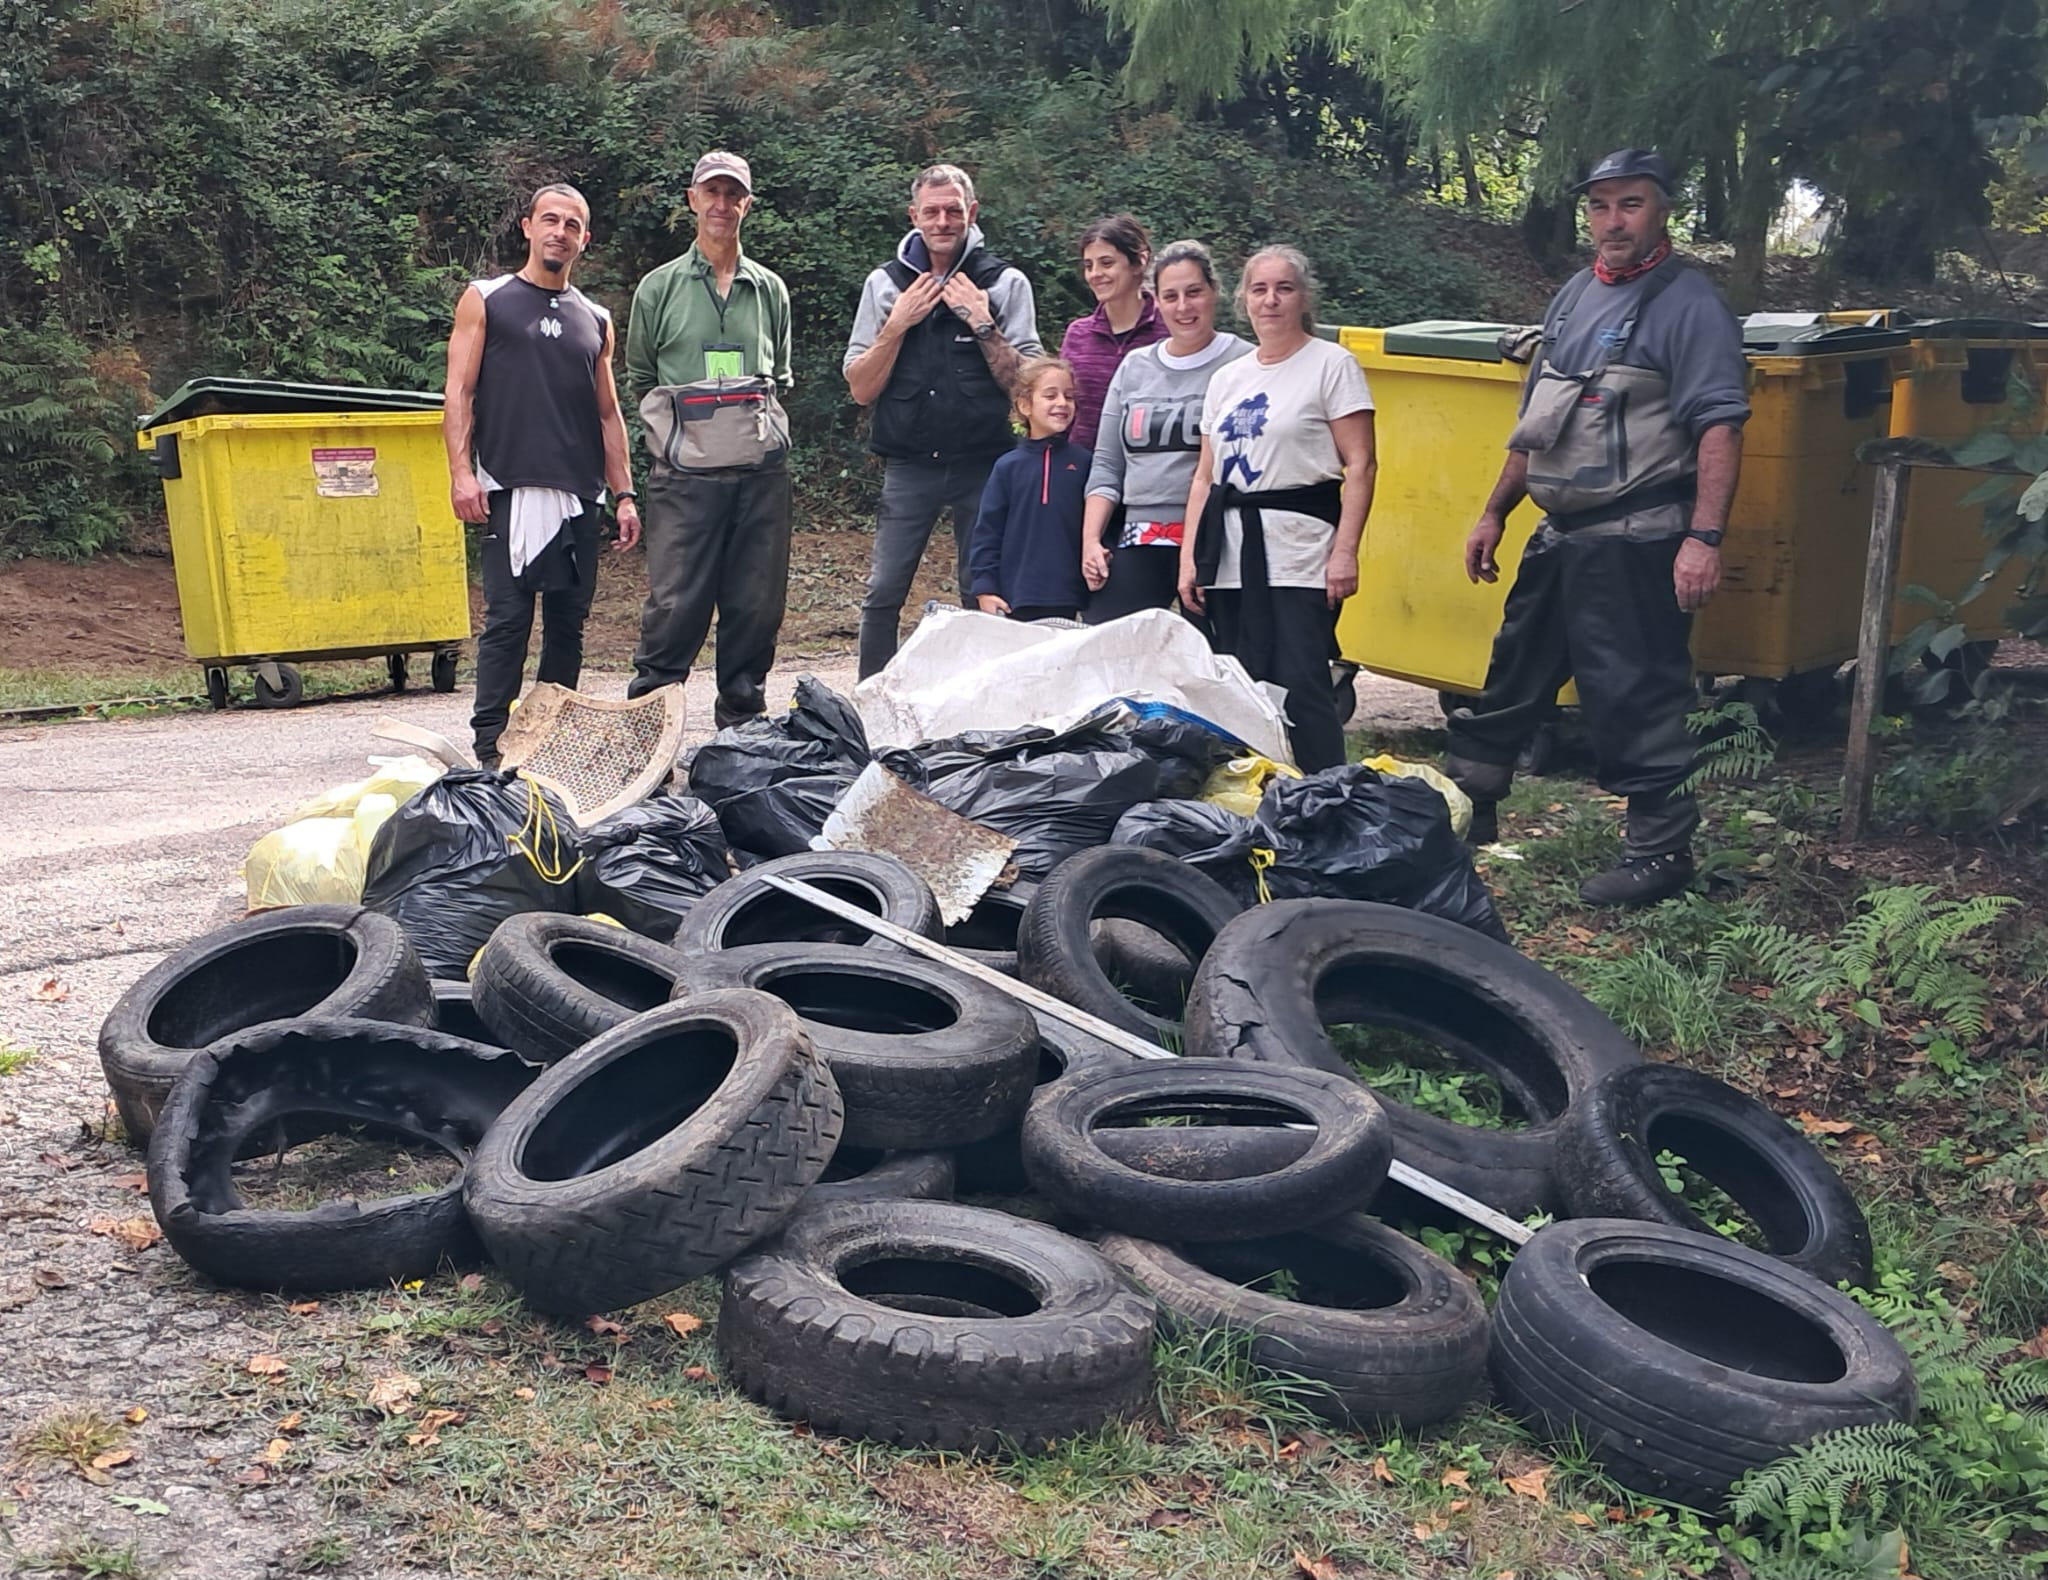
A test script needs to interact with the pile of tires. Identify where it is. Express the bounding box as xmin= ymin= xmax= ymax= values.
xmin=101 ymin=850 xmax=1910 ymax=1493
